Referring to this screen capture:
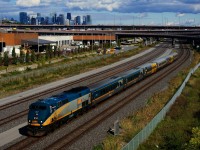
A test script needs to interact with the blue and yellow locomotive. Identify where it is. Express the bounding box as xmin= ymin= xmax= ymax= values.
xmin=27 ymin=87 xmax=91 ymax=136
xmin=27 ymin=53 xmax=178 ymax=136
